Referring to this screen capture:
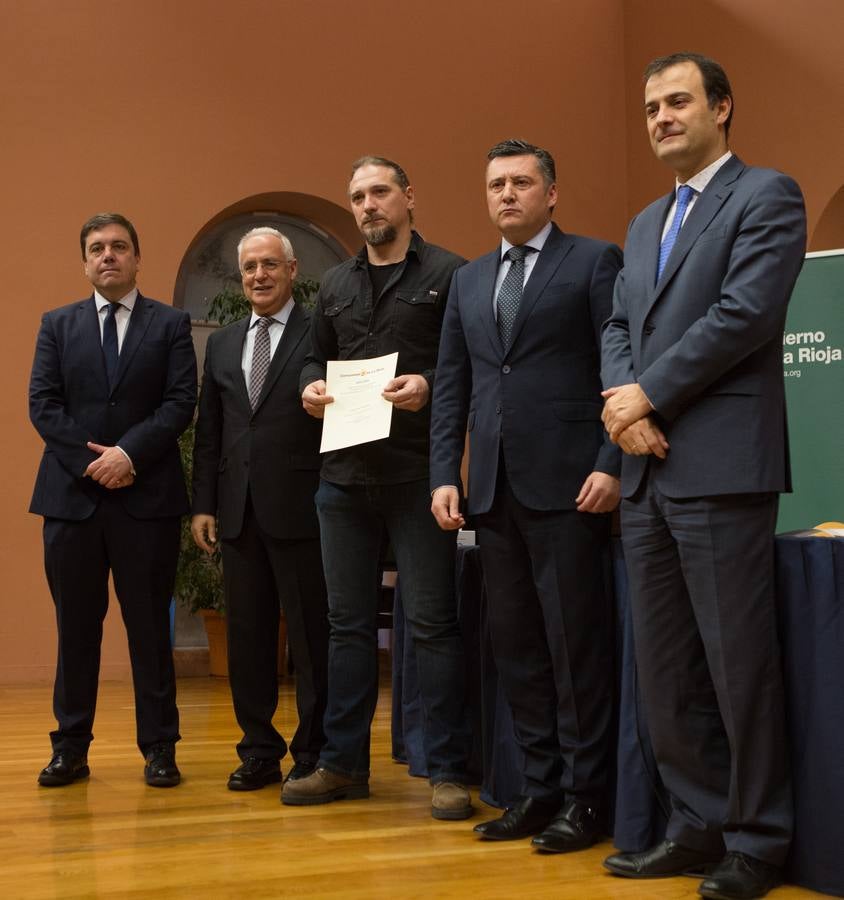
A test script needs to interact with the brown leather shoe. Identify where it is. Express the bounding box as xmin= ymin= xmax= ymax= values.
xmin=431 ymin=782 xmax=473 ymax=820
xmin=281 ymin=766 xmax=369 ymax=806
